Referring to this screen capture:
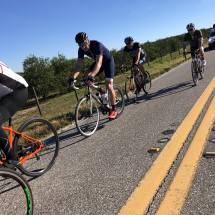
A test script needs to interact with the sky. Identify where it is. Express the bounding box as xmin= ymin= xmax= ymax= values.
xmin=1 ymin=0 xmax=215 ymax=72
